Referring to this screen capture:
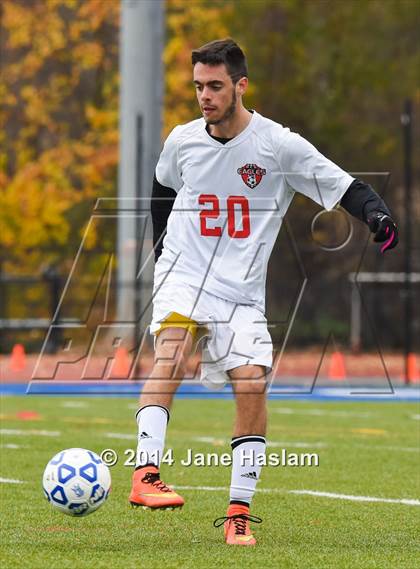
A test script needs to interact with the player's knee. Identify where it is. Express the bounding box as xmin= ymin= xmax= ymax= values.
xmin=232 ymin=376 xmax=268 ymax=395
xmin=230 ymin=365 xmax=268 ymax=394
